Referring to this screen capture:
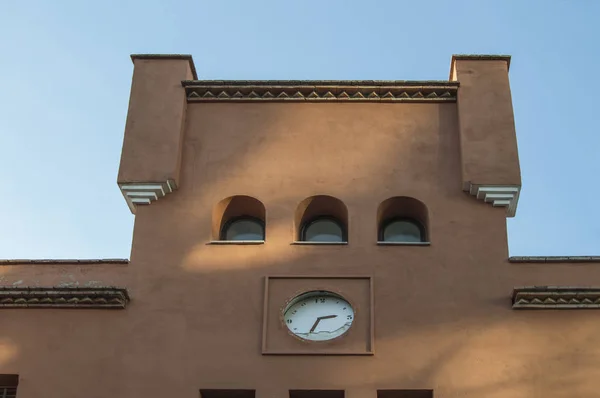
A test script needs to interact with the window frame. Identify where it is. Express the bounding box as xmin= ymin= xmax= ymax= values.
xmin=0 ymin=374 xmax=18 ymax=398
xmin=0 ymin=386 xmax=17 ymax=398
xmin=379 ymin=217 xmax=426 ymax=243
xmin=219 ymin=215 xmax=265 ymax=241
xmin=300 ymin=216 xmax=347 ymax=243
